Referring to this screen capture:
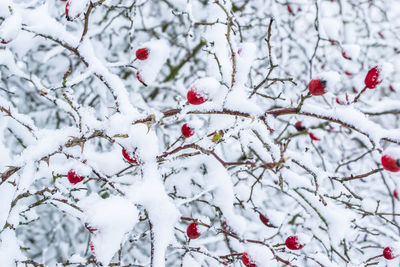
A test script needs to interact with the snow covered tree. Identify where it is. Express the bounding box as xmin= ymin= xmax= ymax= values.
xmin=1 ymin=0 xmax=400 ymax=266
